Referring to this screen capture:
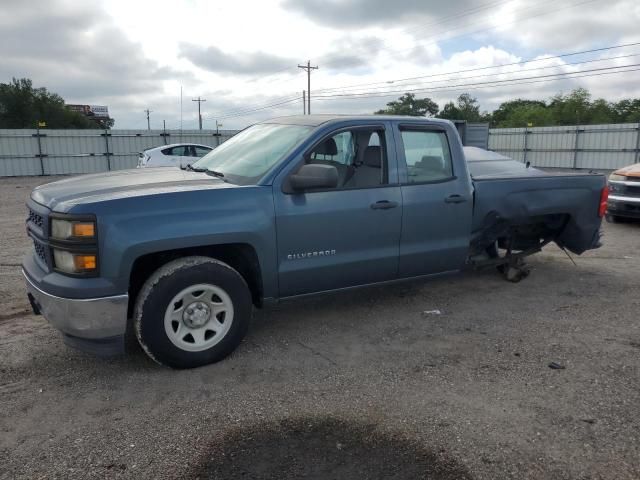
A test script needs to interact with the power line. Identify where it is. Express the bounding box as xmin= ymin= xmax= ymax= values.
xmin=321 ymin=0 xmax=595 ymax=75
xmin=209 ymin=93 xmax=301 ymax=118
xmin=215 ymin=96 xmax=300 ymax=119
xmin=314 ymin=52 xmax=640 ymax=97
xmin=208 ymin=43 xmax=640 ymax=122
xmin=204 ymin=0 xmax=601 ymax=120
xmin=398 ymin=0 xmax=513 ymax=39
xmin=208 ymin=0 xmax=533 ymax=95
xmin=240 ymin=0 xmax=532 ymax=84
xmin=313 ymin=64 xmax=640 ymax=101
xmin=204 ymin=64 xmax=639 ymax=122
xmin=313 ymin=41 xmax=640 ymax=95
xmin=242 ymin=0 xmax=589 ymax=94
xmin=192 ymin=96 xmax=207 ymax=130
xmin=216 ymin=97 xmax=302 ymax=120
xmin=298 ymin=61 xmax=319 ymax=114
